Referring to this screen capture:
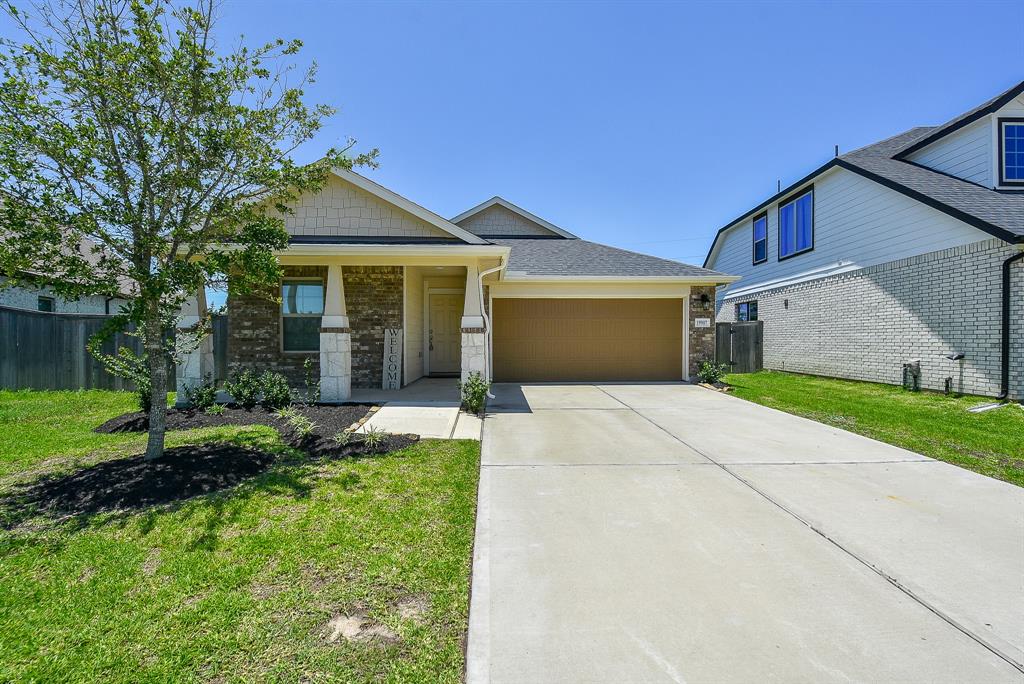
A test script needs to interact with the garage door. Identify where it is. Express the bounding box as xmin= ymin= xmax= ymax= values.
xmin=492 ymin=298 xmax=683 ymax=382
